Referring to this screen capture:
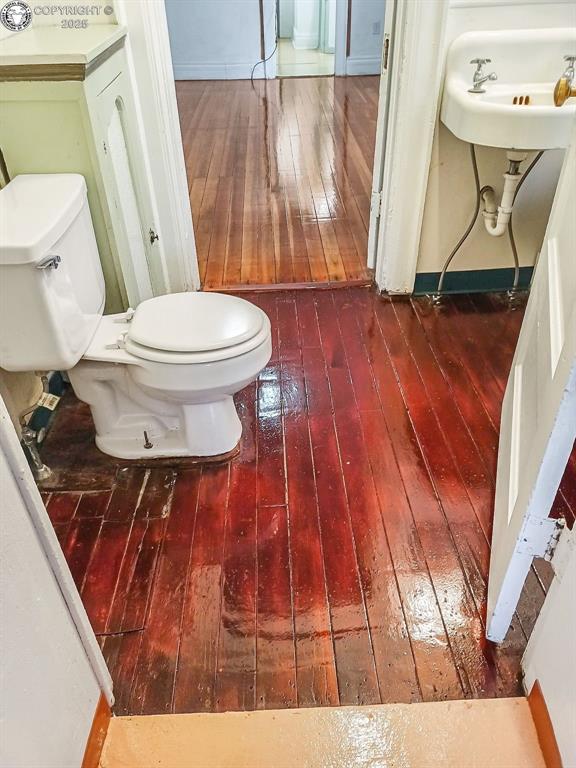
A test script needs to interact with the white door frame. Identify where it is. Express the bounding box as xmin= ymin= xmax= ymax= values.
xmin=372 ymin=0 xmax=448 ymax=293
xmin=367 ymin=0 xmax=395 ymax=268
xmin=117 ymin=0 xmax=445 ymax=295
xmin=114 ymin=0 xmax=200 ymax=293
xmin=0 ymin=396 xmax=113 ymax=706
